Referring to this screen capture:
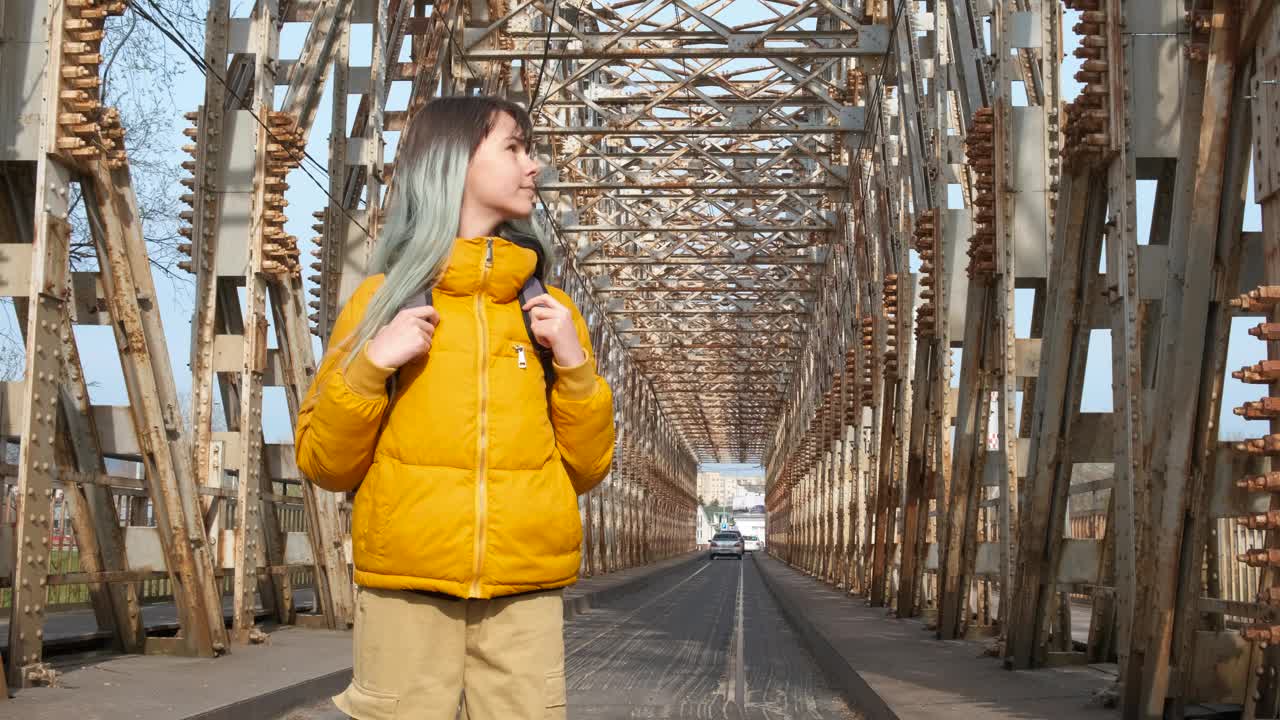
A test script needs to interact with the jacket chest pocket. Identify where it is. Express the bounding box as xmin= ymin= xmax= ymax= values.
xmin=491 ymin=339 xmax=556 ymax=462
xmin=497 ymin=340 xmax=547 ymax=385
